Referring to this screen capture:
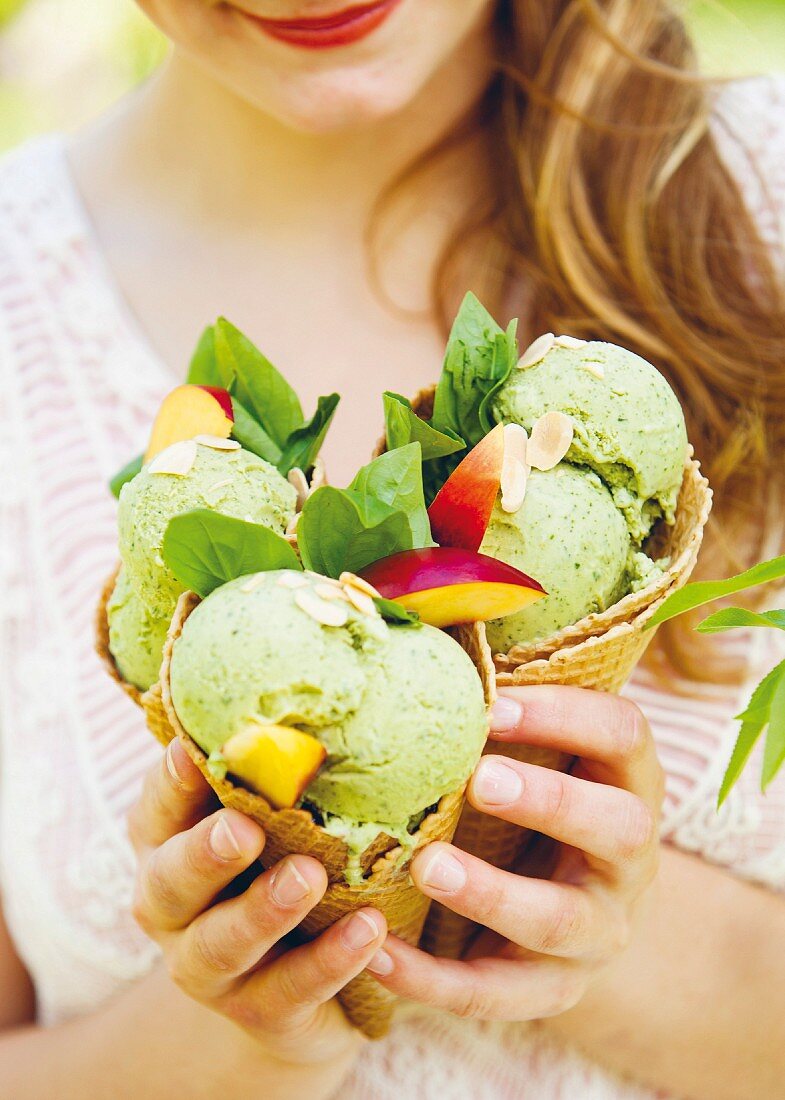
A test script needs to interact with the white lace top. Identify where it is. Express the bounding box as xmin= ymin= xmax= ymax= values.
xmin=1 ymin=75 xmax=784 ymax=1100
